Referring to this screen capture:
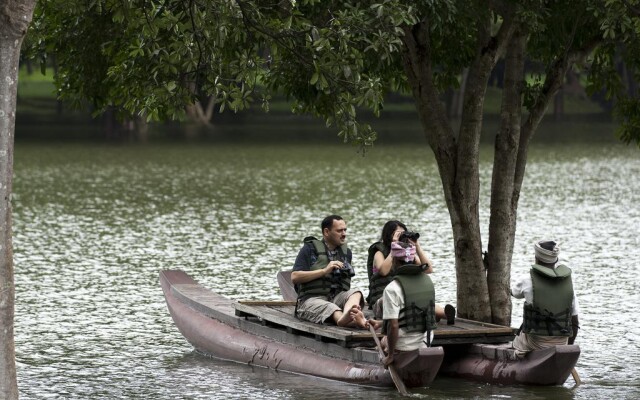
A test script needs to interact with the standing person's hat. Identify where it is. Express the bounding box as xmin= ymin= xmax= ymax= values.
xmin=534 ymin=240 xmax=560 ymax=263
